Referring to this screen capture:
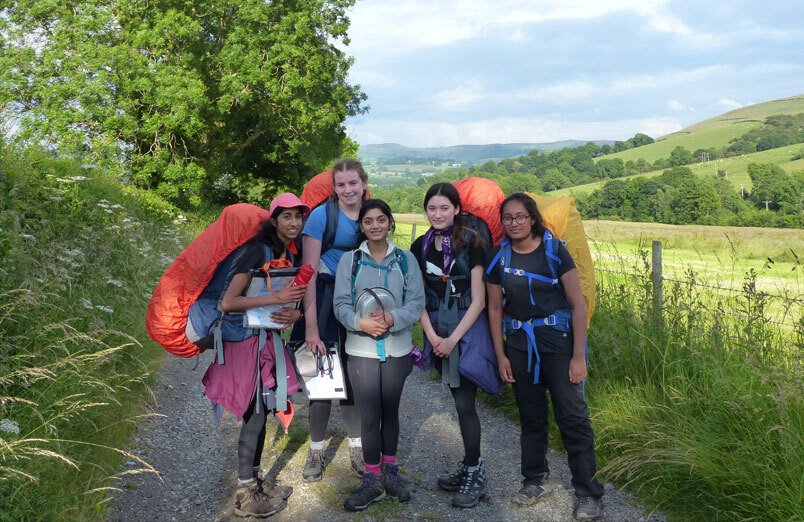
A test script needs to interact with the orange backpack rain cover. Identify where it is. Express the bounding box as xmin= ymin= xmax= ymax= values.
xmin=146 ymin=203 xmax=270 ymax=358
xmin=453 ymin=177 xmax=505 ymax=246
